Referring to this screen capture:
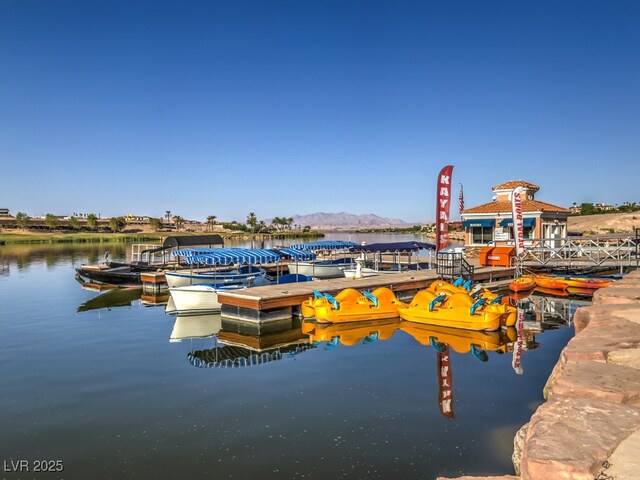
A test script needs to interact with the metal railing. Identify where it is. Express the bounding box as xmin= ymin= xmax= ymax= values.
xmin=436 ymin=252 xmax=475 ymax=281
xmin=520 ymin=234 xmax=637 ymax=268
